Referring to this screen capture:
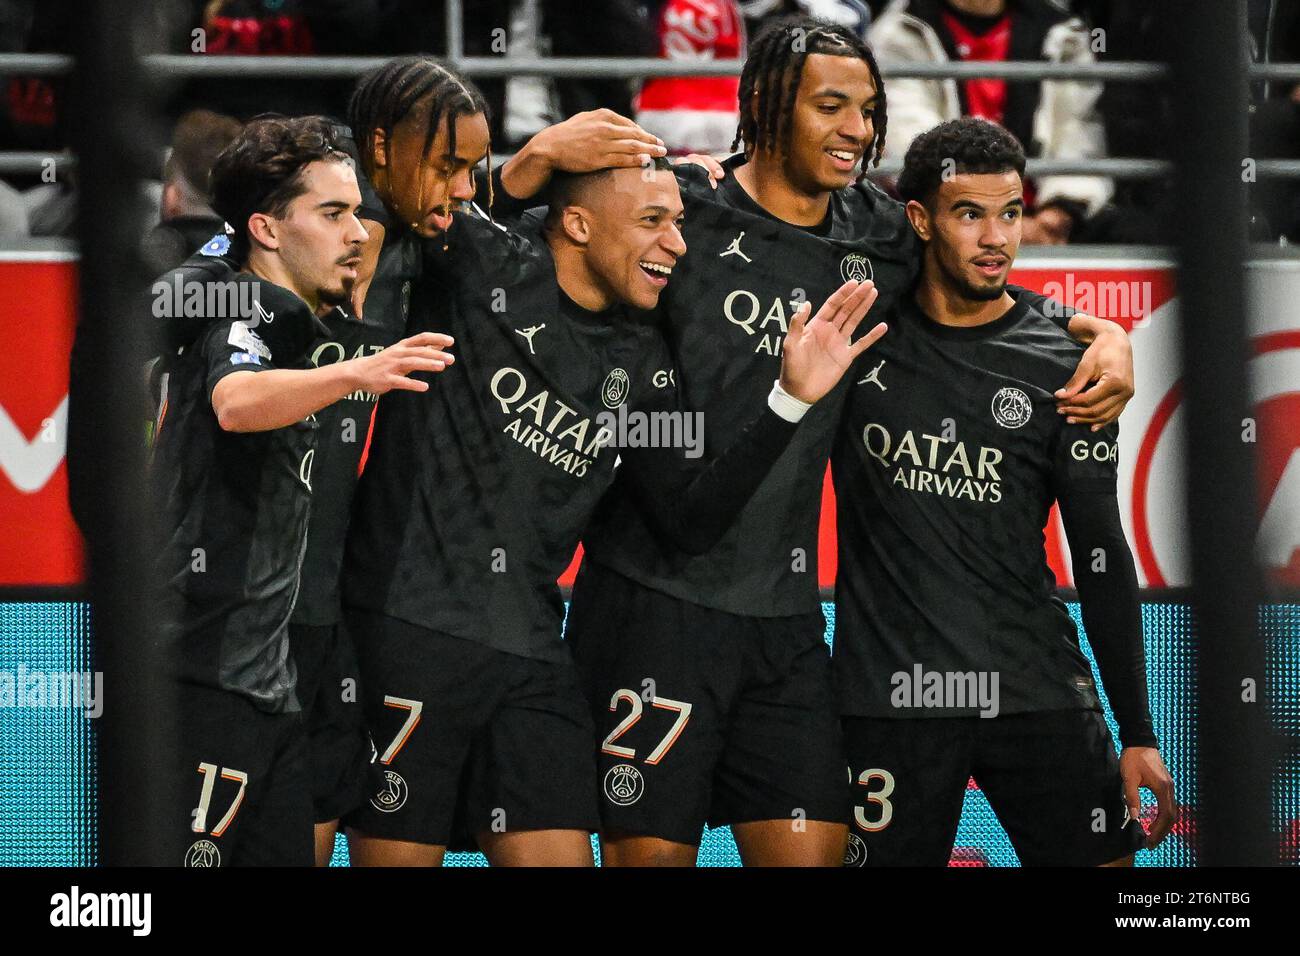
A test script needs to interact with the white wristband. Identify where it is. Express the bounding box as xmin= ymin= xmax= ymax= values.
xmin=768 ymin=379 xmax=812 ymax=423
